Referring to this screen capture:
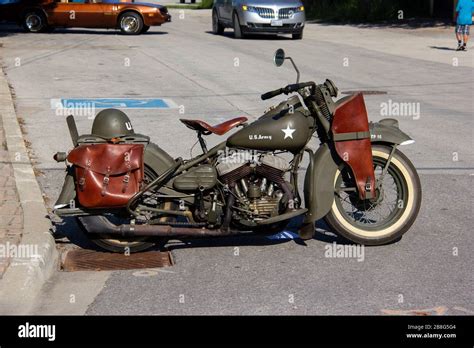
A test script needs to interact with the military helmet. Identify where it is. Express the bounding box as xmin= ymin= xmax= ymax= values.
xmin=91 ymin=108 xmax=135 ymax=139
